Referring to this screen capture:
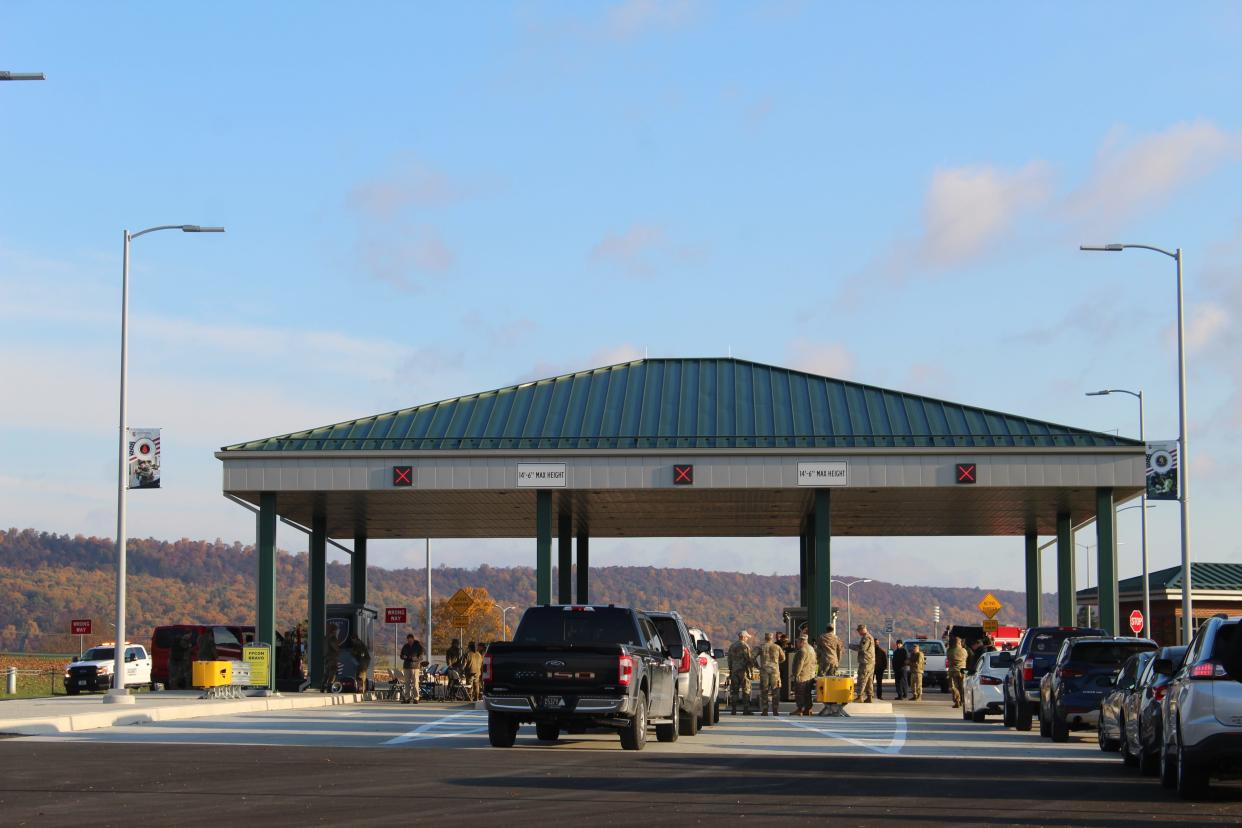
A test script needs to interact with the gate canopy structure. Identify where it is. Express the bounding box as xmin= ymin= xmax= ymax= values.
xmin=218 ymin=357 xmax=1144 ymax=670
